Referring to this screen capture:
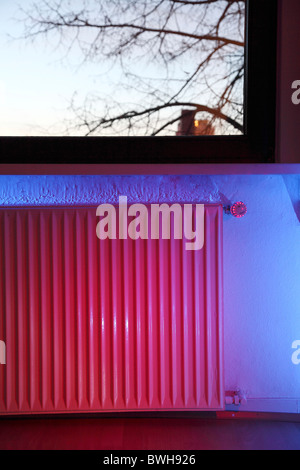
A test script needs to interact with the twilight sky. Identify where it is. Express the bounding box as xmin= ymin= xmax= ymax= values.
xmin=0 ymin=0 xmax=117 ymax=135
xmin=0 ymin=1 xmax=244 ymax=136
